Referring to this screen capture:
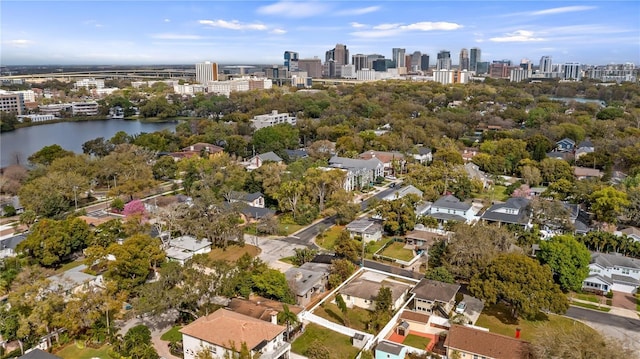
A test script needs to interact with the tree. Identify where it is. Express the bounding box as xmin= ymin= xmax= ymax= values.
xmin=251 ymin=268 xmax=295 ymax=304
xmin=590 ymin=187 xmax=630 ymax=224
xmin=539 ymin=158 xmax=573 ymax=184
xmin=369 ymin=286 xmax=393 ymax=331
xmin=251 ymin=124 xmax=300 ymax=154
xmin=119 ymin=324 xmax=159 ymax=359
xmin=537 ymin=235 xmax=590 ymax=292
xmin=377 ymin=197 xmax=416 ymax=235
xmin=335 ymin=294 xmax=349 ymax=326
xmin=27 ymin=144 xmax=74 ymax=166
xmin=152 ymin=155 xmax=178 ymax=180
xmin=425 ymin=267 xmax=455 ymax=284
xmin=102 ymin=234 xmax=164 ymax=290
xmin=305 ymin=340 xmax=331 ymax=359
xmin=275 ymin=180 xmax=305 ymax=219
xmin=529 ymin=198 xmax=575 ymax=233
xmin=278 ymin=304 xmax=299 ymax=341
xmin=17 ymin=217 xmax=91 ymax=267
xmin=292 ymin=248 xmax=317 ymax=266
xmin=305 ymin=167 xmax=344 ymax=212
xmin=333 ymin=230 xmax=360 ymax=263
xmin=82 ymin=137 xmax=115 ymax=157
xmin=328 ymin=259 xmax=356 ymax=289
xmin=531 ymin=323 xmax=637 ymax=359
xmin=468 ymin=253 xmax=569 ymax=319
